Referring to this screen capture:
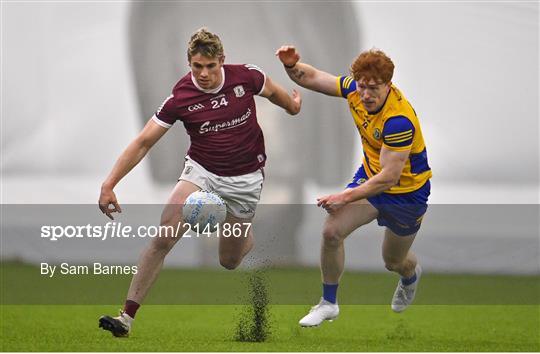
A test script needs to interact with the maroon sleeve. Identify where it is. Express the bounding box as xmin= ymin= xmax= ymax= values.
xmin=244 ymin=64 xmax=266 ymax=95
xmin=152 ymin=94 xmax=177 ymax=128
